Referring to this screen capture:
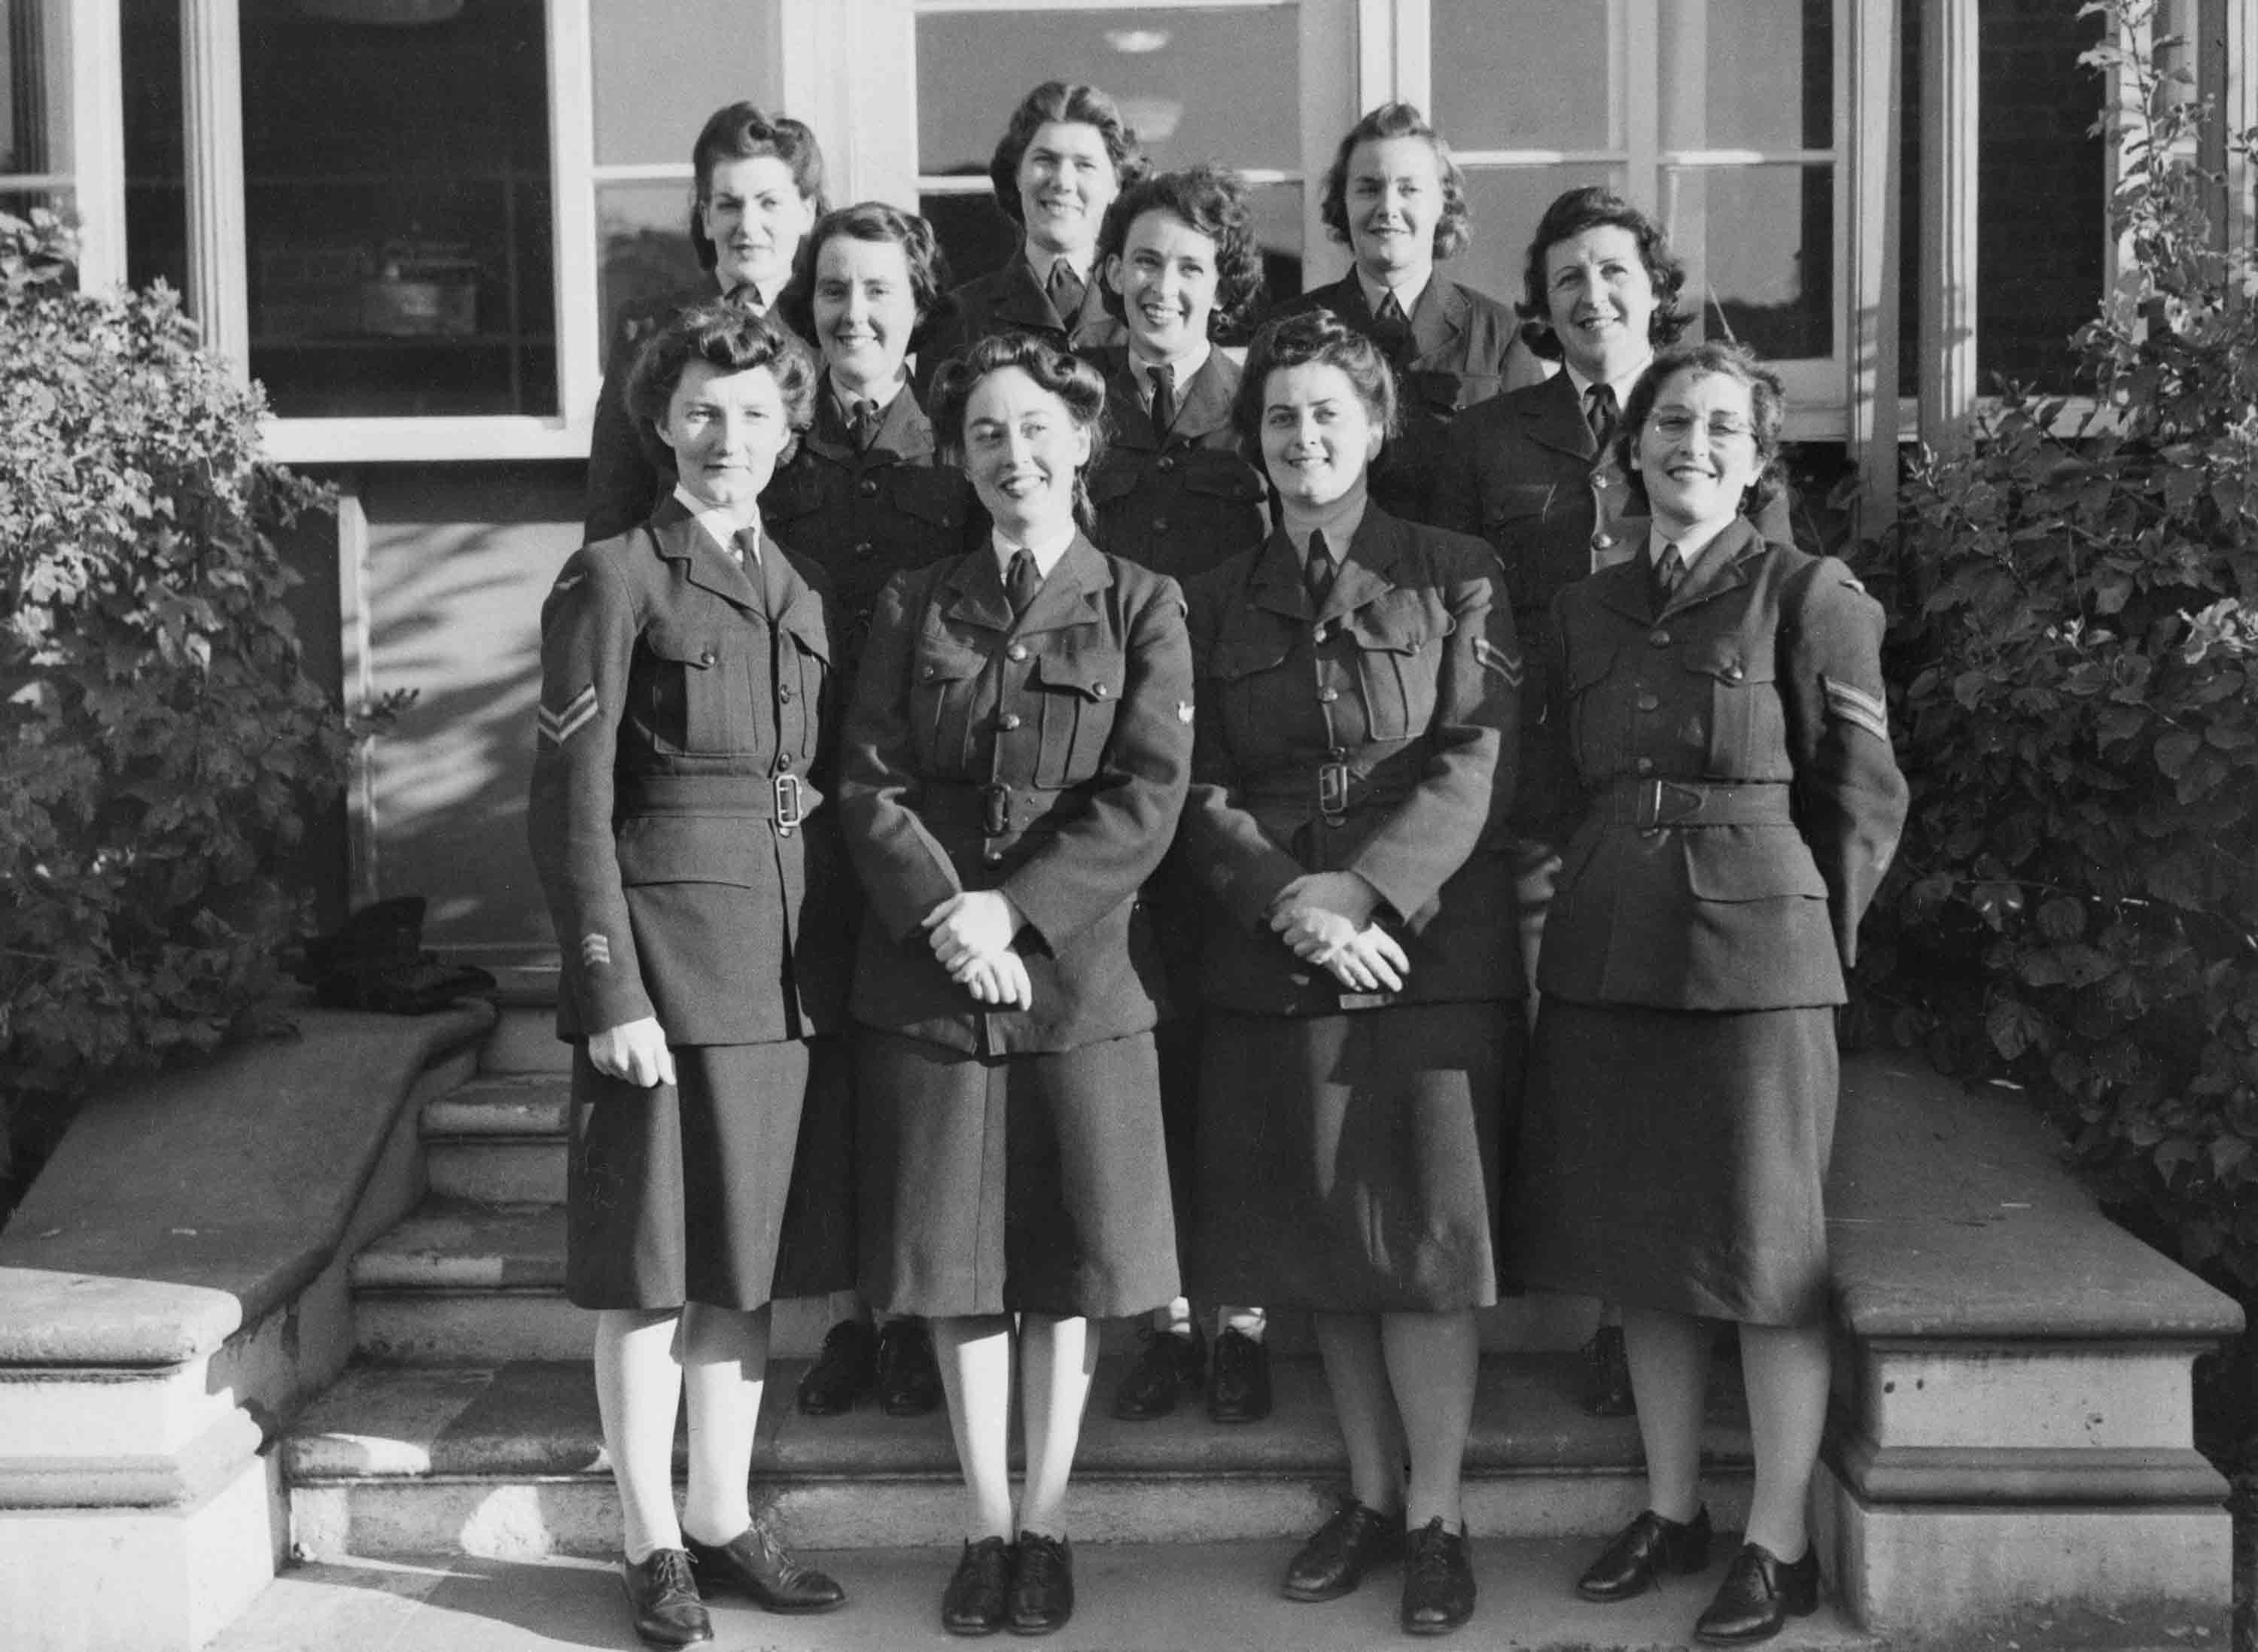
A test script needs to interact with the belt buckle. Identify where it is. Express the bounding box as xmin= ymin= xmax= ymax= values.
xmin=773 ymin=771 xmax=803 ymax=835
xmin=983 ymin=782 xmax=1011 ymax=837
xmin=1317 ymin=759 xmax=1350 ymax=820
xmin=1638 ymin=778 xmax=1703 ymax=829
